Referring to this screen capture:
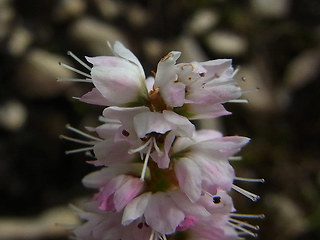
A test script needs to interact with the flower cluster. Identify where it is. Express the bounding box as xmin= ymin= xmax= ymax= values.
xmin=60 ymin=41 xmax=264 ymax=240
